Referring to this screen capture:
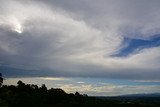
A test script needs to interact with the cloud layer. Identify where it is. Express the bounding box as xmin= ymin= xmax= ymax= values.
xmin=0 ymin=0 xmax=160 ymax=80
xmin=4 ymin=77 xmax=160 ymax=96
